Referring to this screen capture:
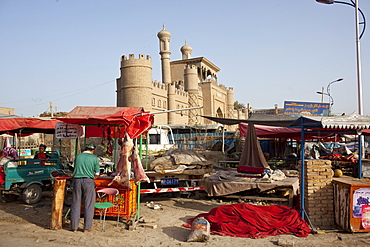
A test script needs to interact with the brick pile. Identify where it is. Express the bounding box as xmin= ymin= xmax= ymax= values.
xmin=299 ymin=159 xmax=335 ymax=229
